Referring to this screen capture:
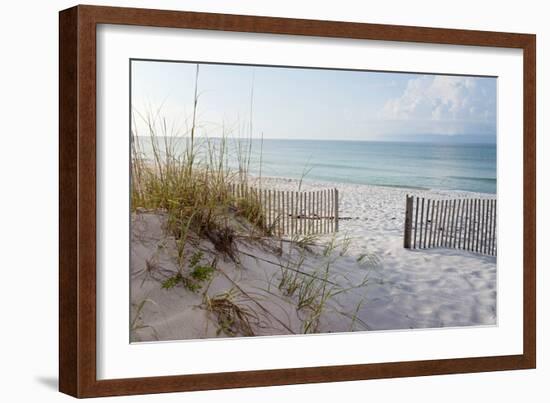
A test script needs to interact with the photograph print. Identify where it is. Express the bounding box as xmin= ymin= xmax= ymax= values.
xmin=130 ymin=60 xmax=497 ymax=342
